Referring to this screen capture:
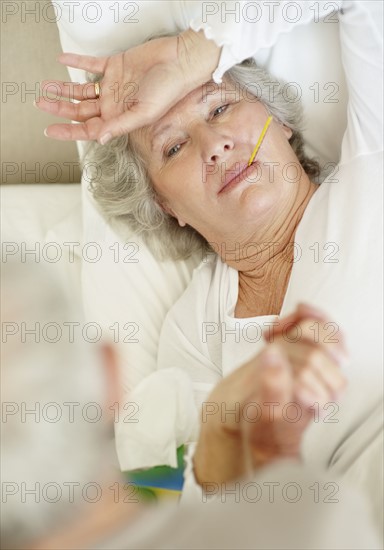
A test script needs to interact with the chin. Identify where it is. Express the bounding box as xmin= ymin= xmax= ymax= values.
xmin=241 ymin=188 xmax=277 ymax=220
